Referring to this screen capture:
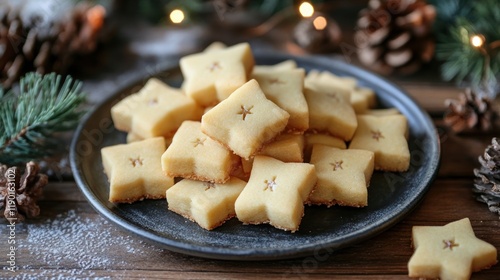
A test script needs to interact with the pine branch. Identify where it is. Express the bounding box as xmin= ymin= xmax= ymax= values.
xmin=435 ymin=0 xmax=500 ymax=93
xmin=0 ymin=73 xmax=86 ymax=166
